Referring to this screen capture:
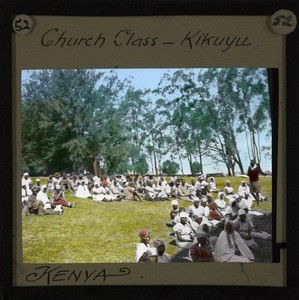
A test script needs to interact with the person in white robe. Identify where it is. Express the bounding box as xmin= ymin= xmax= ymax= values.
xmin=22 ymin=172 xmax=32 ymax=188
xmin=135 ymin=229 xmax=151 ymax=263
xmin=173 ymin=212 xmax=194 ymax=249
xmin=214 ymin=192 xmax=227 ymax=211
xmin=75 ymin=181 xmax=92 ymax=199
xmin=188 ymin=197 xmax=204 ymax=218
xmin=208 ymin=177 xmax=218 ymax=192
xmin=214 ymin=220 xmax=255 ymax=263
